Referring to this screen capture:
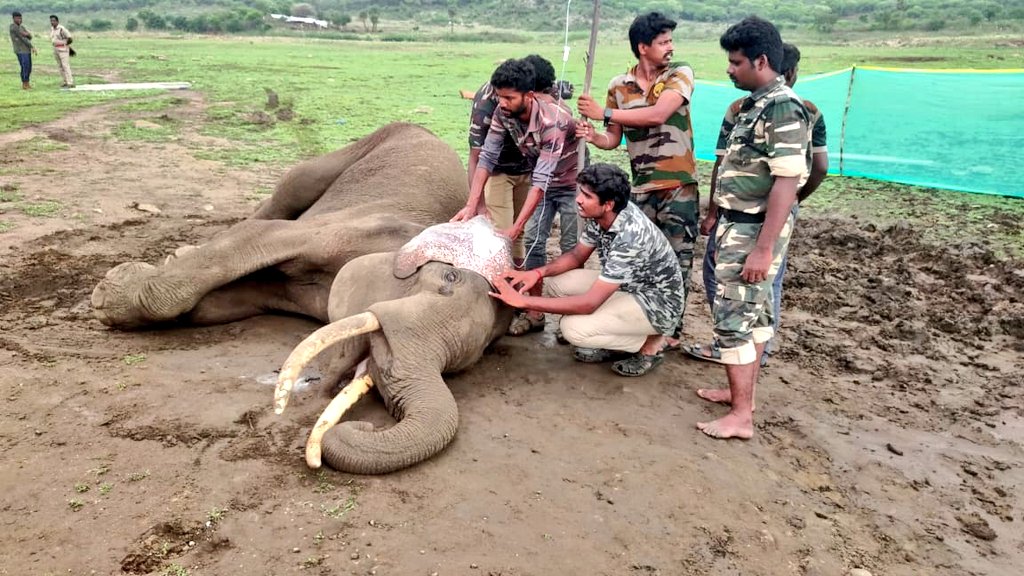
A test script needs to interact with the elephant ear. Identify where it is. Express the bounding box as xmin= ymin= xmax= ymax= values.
xmin=393 ymin=216 xmax=512 ymax=283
